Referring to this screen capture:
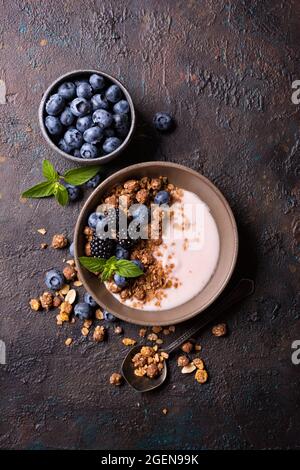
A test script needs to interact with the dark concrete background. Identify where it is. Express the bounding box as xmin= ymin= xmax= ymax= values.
xmin=1 ymin=0 xmax=300 ymax=450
